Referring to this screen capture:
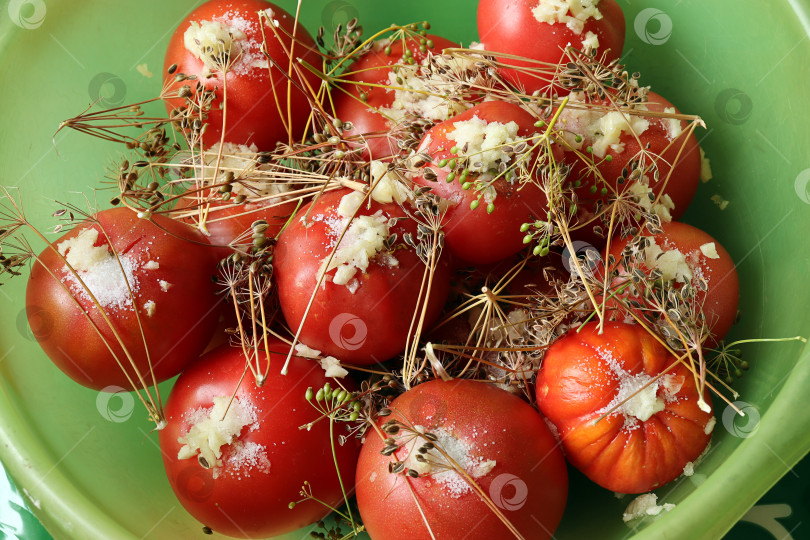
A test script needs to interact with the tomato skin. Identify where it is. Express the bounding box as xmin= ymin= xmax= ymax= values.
xmin=335 ymin=35 xmax=459 ymax=161
xmin=356 ymin=379 xmax=567 ymax=540
xmin=334 ymin=87 xmax=402 ymax=161
xmin=163 ymin=0 xmax=321 ymax=150
xmin=160 ymin=342 xmax=360 ymax=538
xmin=537 ymin=322 xmax=714 ymax=494
xmin=176 ymin=192 xmax=298 ymax=259
xmin=340 ymin=35 xmax=458 ymax=91
xmin=274 ymin=189 xmax=451 ymax=365
xmin=412 ymin=101 xmax=556 ymax=265
xmin=25 ymin=208 xmax=221 ymax=390
xmin=477 ymin=0 xmax=625 ymax=94
xmin=565 ymin=91 xmax=701 ymax=222
xmin=605 ymin=221 xmax=739 ymax=345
